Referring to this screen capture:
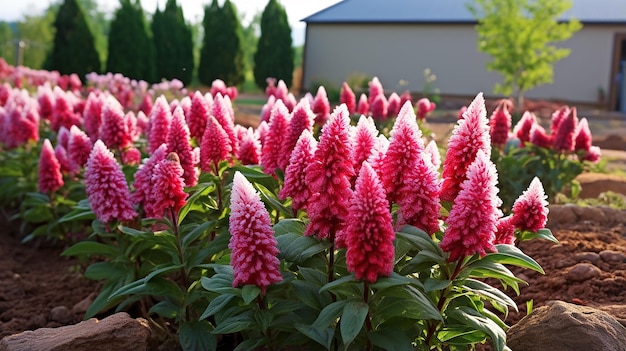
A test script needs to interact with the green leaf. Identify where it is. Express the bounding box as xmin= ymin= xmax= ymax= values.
xmin=241 ymin=285 xmax=261 ymax=305
xmin=370 ymin=272 xmax=412 ymax=290
xmin=482 ymin=244 xmax=545 ymax=274
xmin=395 ymin=225 xmax=443 ymax=255
xmin=340 ymin=300 xmax=369 ymax=347
xmin=319 ymin=274 xmax=356 ymax=294
xmin=85 ymin=283 xmax=124 ymax=319
xmin=201 ymin=274 xmax=240 ymax=295
xmin=424 ymin=278 xmax=452 ymax=292
xmin=211 ymin=311 xmax=254 ymax=334
xmin=200 ymin=294 xmax=236 ymax=320
xmin=463 ymin=279 xmax=518 ymax=311
xmin=233 ymin=338 xmax=267 ymax=351
xmin=294 ymin=323 xmax=335 ymax=350
xmin=182 ymin=221 xmax=216 ymax=250
xmin=21 ymin=206 xmax=53 ymax=223
xmin=178 ymin=182 xmax=216 ymax=223
xmin=313 ymin=300 xmax=348 ymax=328
xmin=273 ymin=218 xmax=306 ymax=236
xmin=149 ymin=300 xmax=179 ymax=319
xmin=466 ymin=261 xmax=525 ymax=295
xmin=447 ymin=306 xmax=507 ymax=351
xmin=84 ymin=262 xmax=125 ymax=280
xmin=368 ymin=328 xmax=414 ymax=351
xmin=117 ymin=225 xmax=146 ymax=237
xmin=61 ymin=241 xmax=118 ymax=259
xmin=518 ymin=227 xmax=558 ymax=243
xmin=58 ymin=207 xmax=95 ymax=223
xmin=179 ymin=320 xmax=217 ymax=351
